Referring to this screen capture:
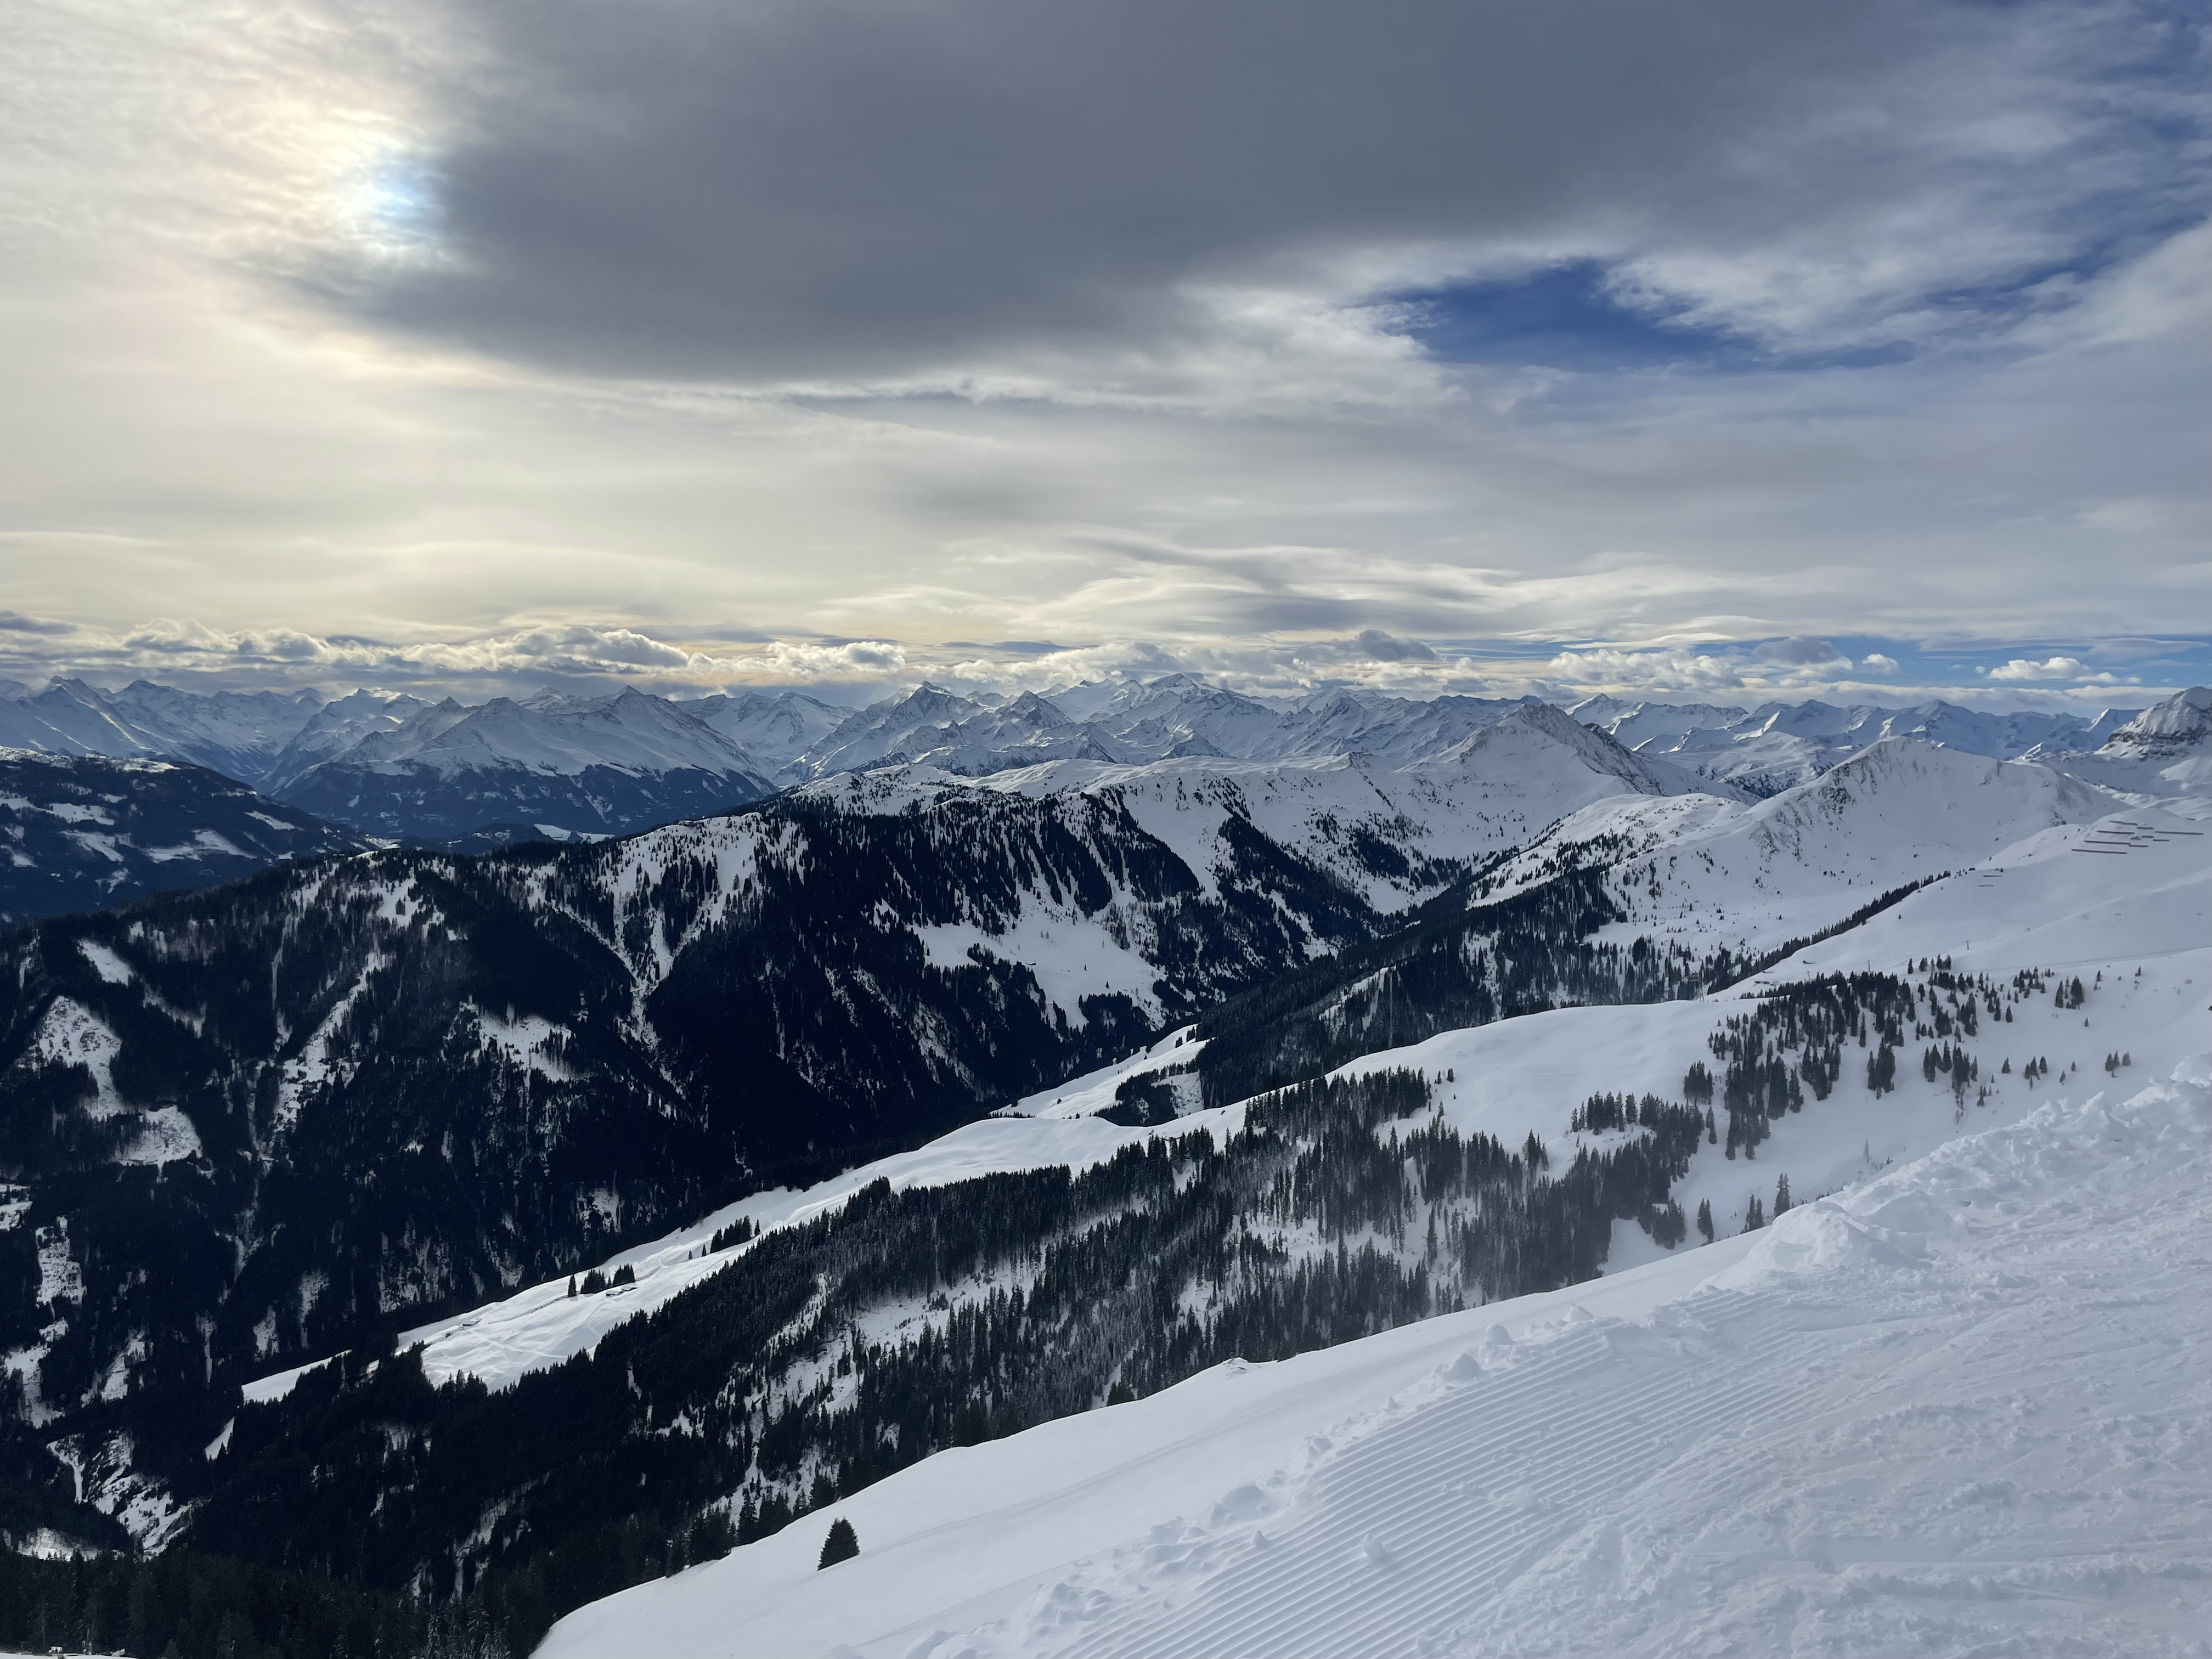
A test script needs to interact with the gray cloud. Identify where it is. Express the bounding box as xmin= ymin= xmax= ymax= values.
xmin=0 ymin=611 xmax=76 ymax=635
xmin=355 ymin=0 xmax=1916 ymax=381
xmin=1352 ymin=629 xmax=1437 ymax=663
xmin=1752 ymin=635 xmax=1851 ymax=668
xmin=1 ymin=0 xmax=2205 ymax=683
